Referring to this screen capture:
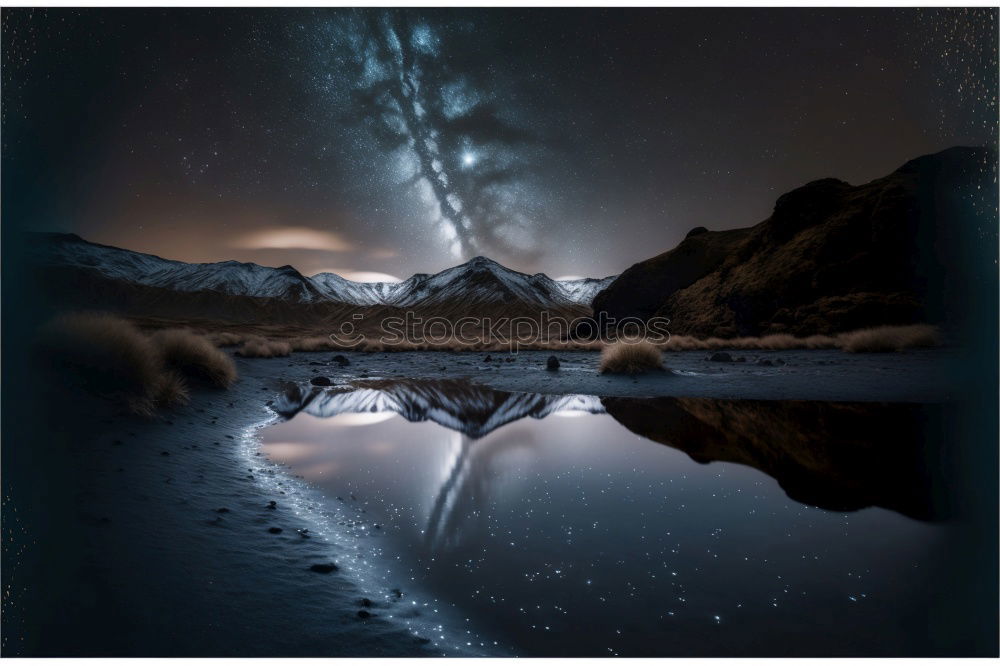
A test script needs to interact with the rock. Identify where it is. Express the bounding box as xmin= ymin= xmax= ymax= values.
xmin=736 ymin=356 xmax=746 ymax=362
xmin=546 ymin=355 xmax=560 ymax=371
xmin=267 ymin=500 xmax=277 ymax=510
xmin=709 ymin=352 xmax=734 ymax=363
xmin=308 ymin=361 xmax=324 ymax=366
xmin=756 ymin=358 xmax=774 ymax=366
xmin=357 ymin=610 xmax=373 ymax=619
xmin=775 ymin=358 xmax=786 ymax=366
xmin=416 ymin=637 xmax=431 ymax=645
xmin=160 ymin=451 xmax=170 ymax=456
xmin=268 ymin=527 xmax=283 ymax=534
xmin=484 ymin=355 xmax=492 ymax=362
xmin=360 ymin=598 xmax=374 ymax=607
xmin=310 ymin=376 xmax=333 ymax=386
xmin=309 ymin=563 xmax=338 ymax=574
xmin=332 ymin=354 xmax=350 ymax=367
xmin=215 ymin=507 xmax=230 ymax=513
